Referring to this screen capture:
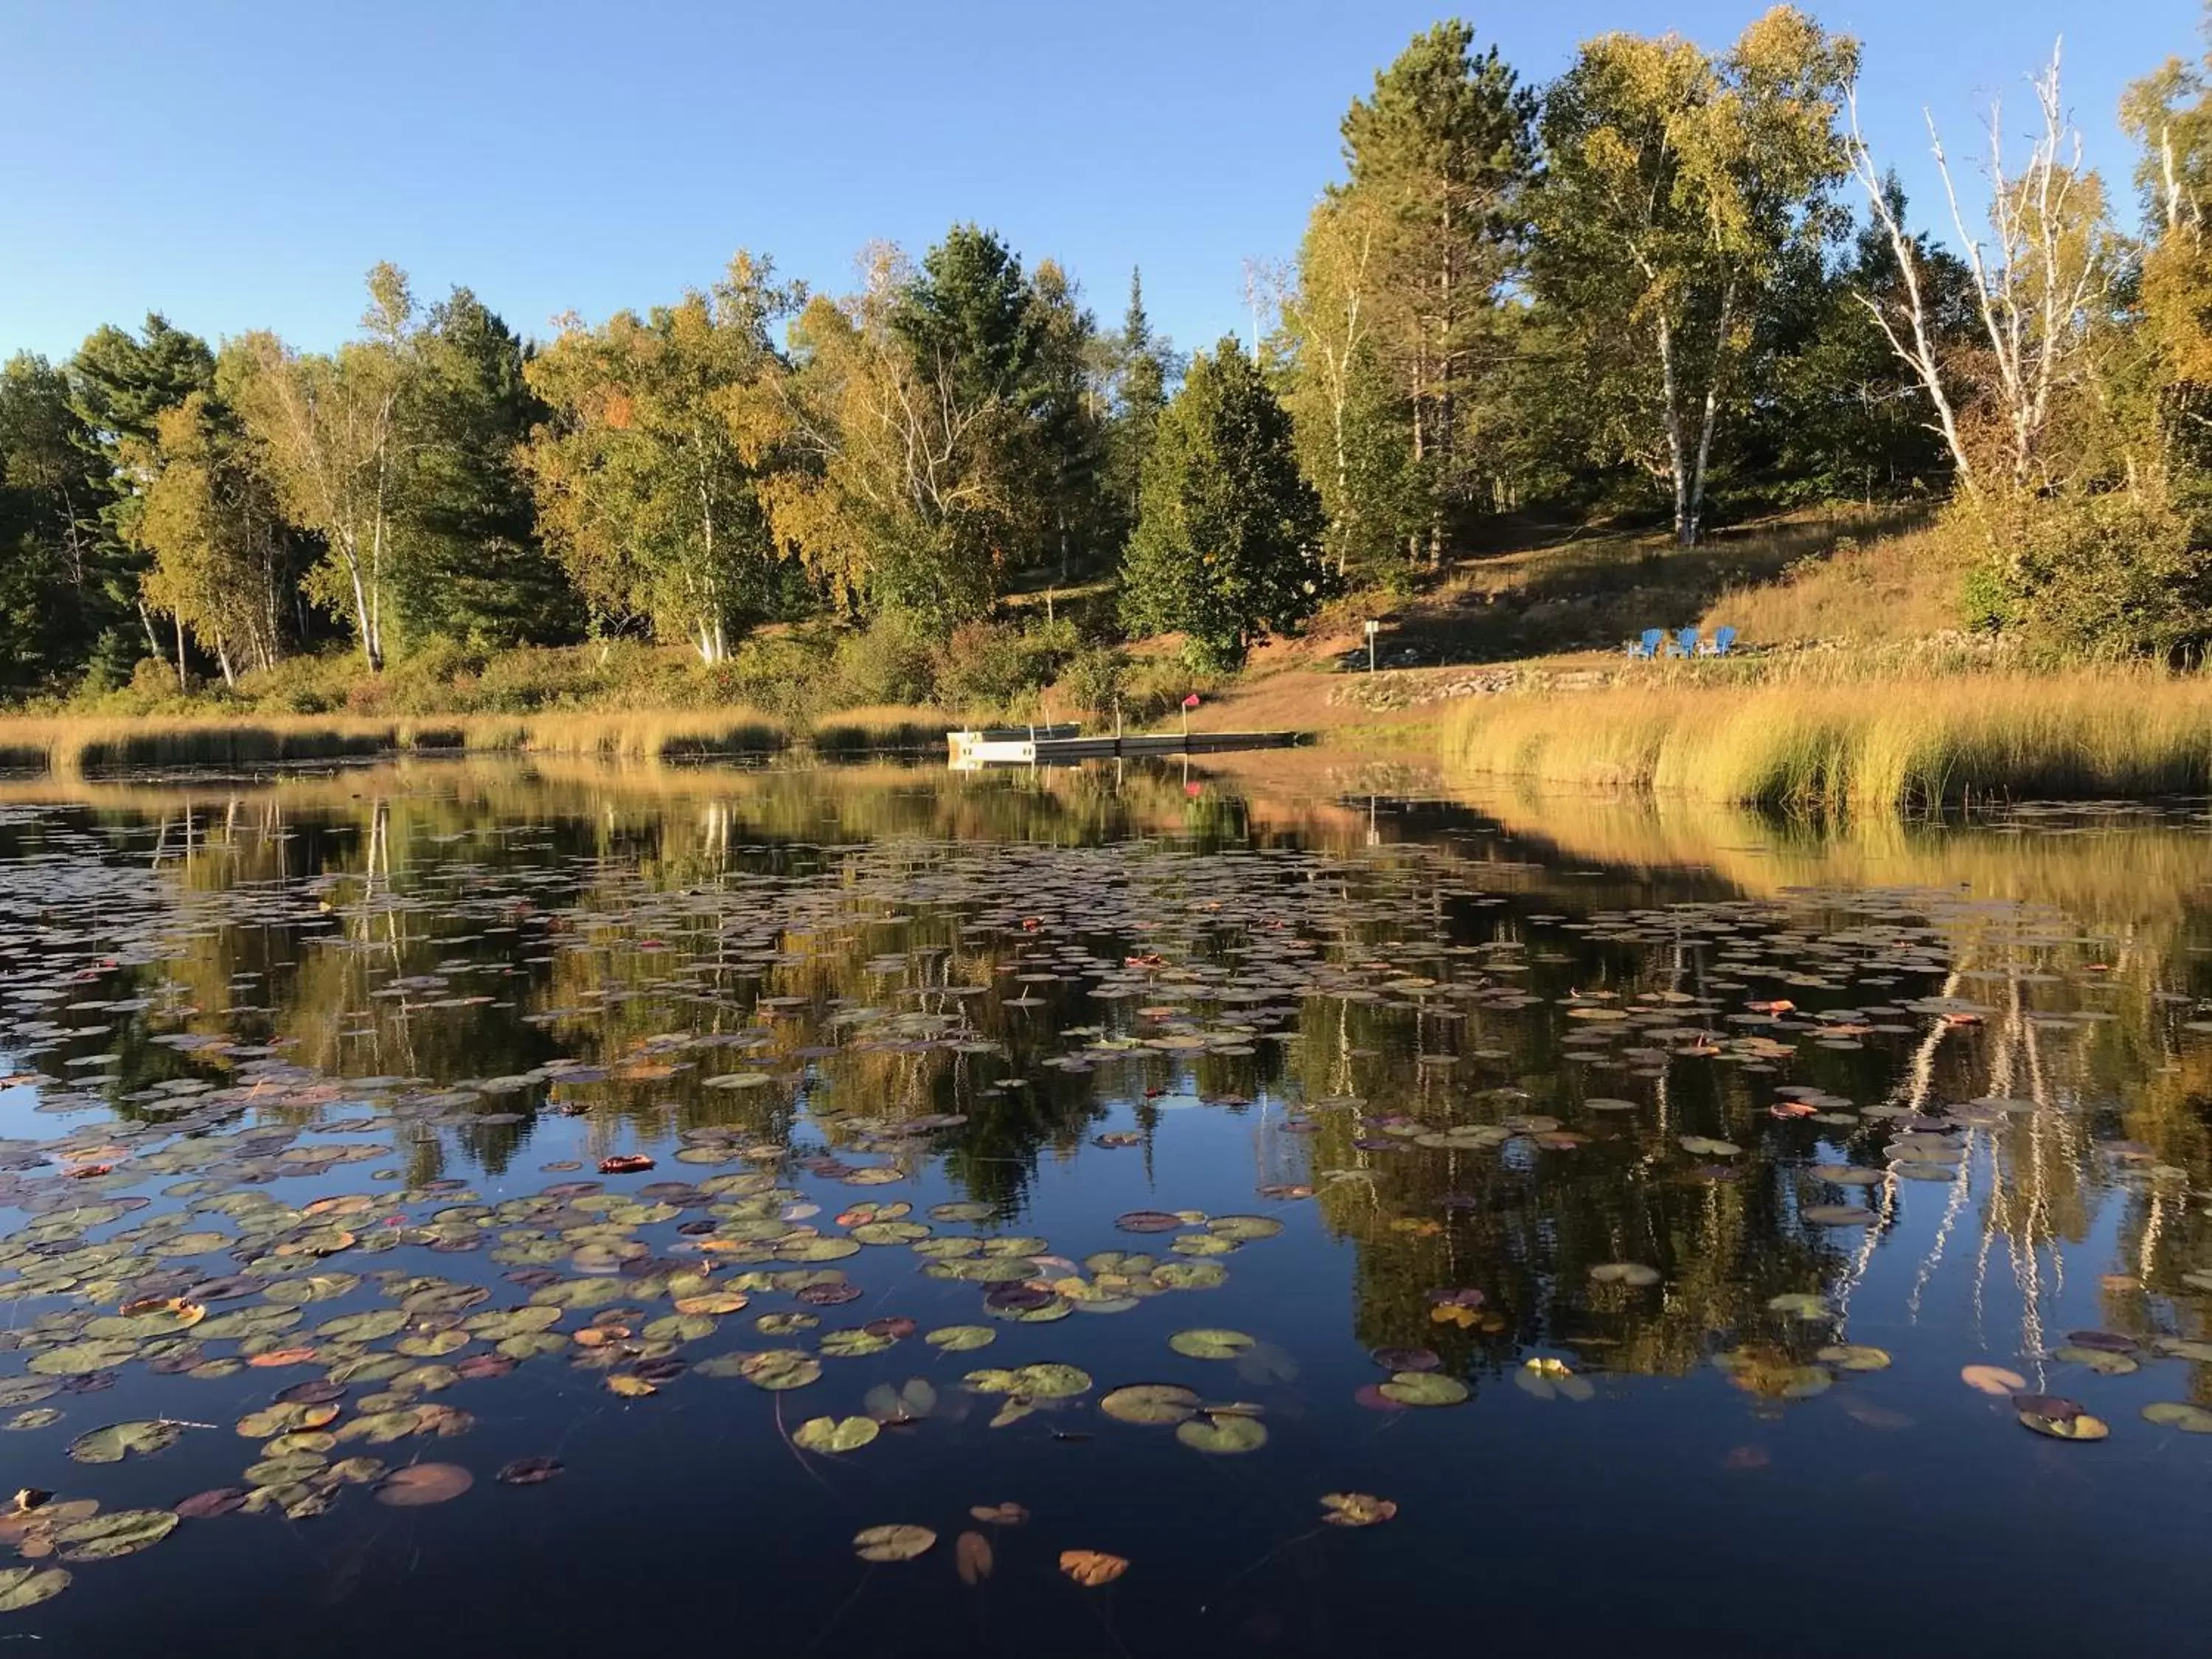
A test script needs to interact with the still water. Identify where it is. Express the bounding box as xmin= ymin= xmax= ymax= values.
xmin=0 ymin=754 xmax=2208 ymax=1656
